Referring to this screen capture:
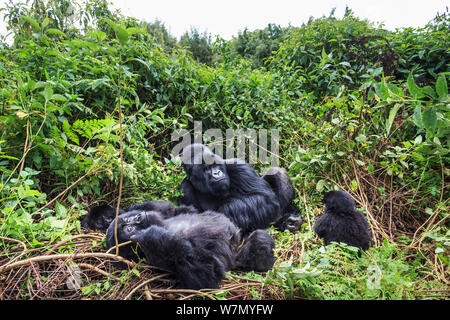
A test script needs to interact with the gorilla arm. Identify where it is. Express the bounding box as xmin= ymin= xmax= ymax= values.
xmin=178 ymin=178 xmax=218 ymax=211
xmin=218 ymin=193 xmax=279 ymax=235
xmin=219 ymin=161 xmax=281 ymax=234
xmin=313 ymin=214 xmax=330 ymax=239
